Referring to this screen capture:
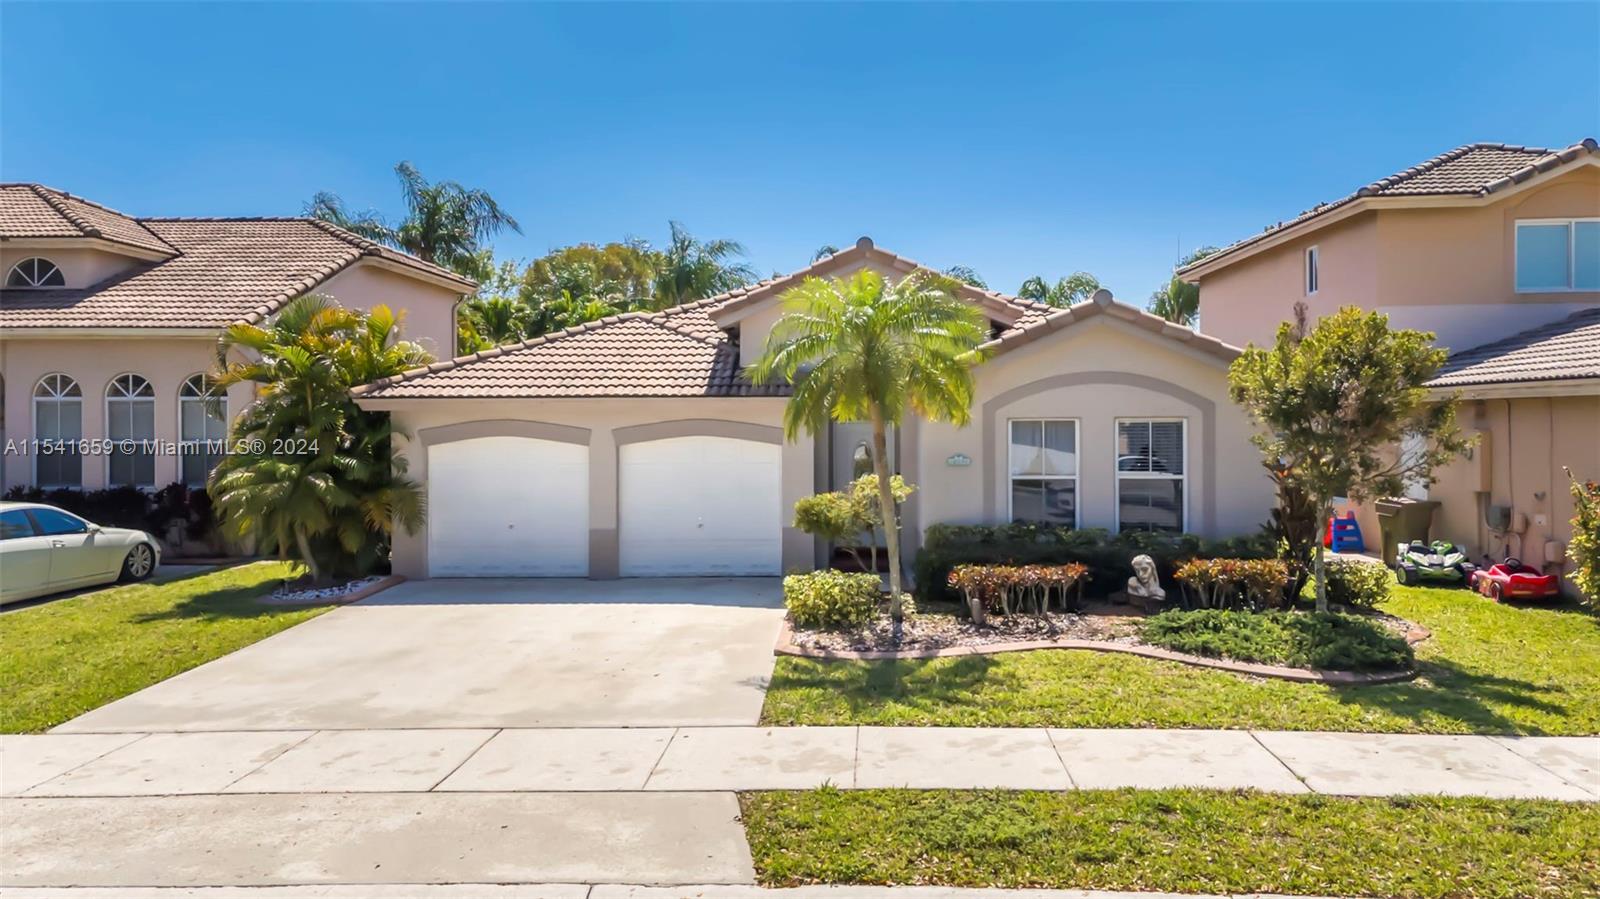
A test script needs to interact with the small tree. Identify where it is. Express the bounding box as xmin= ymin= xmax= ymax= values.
xmin=1228 ymin=307 xmax=1470 ymax=611
xmin=749 ymin=269 xmax=987 ymax=635
xmin=1567 ymin=468 xmax=1599 ymax=605
xmin=792 ymin=474 xmax=915 ymax=575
